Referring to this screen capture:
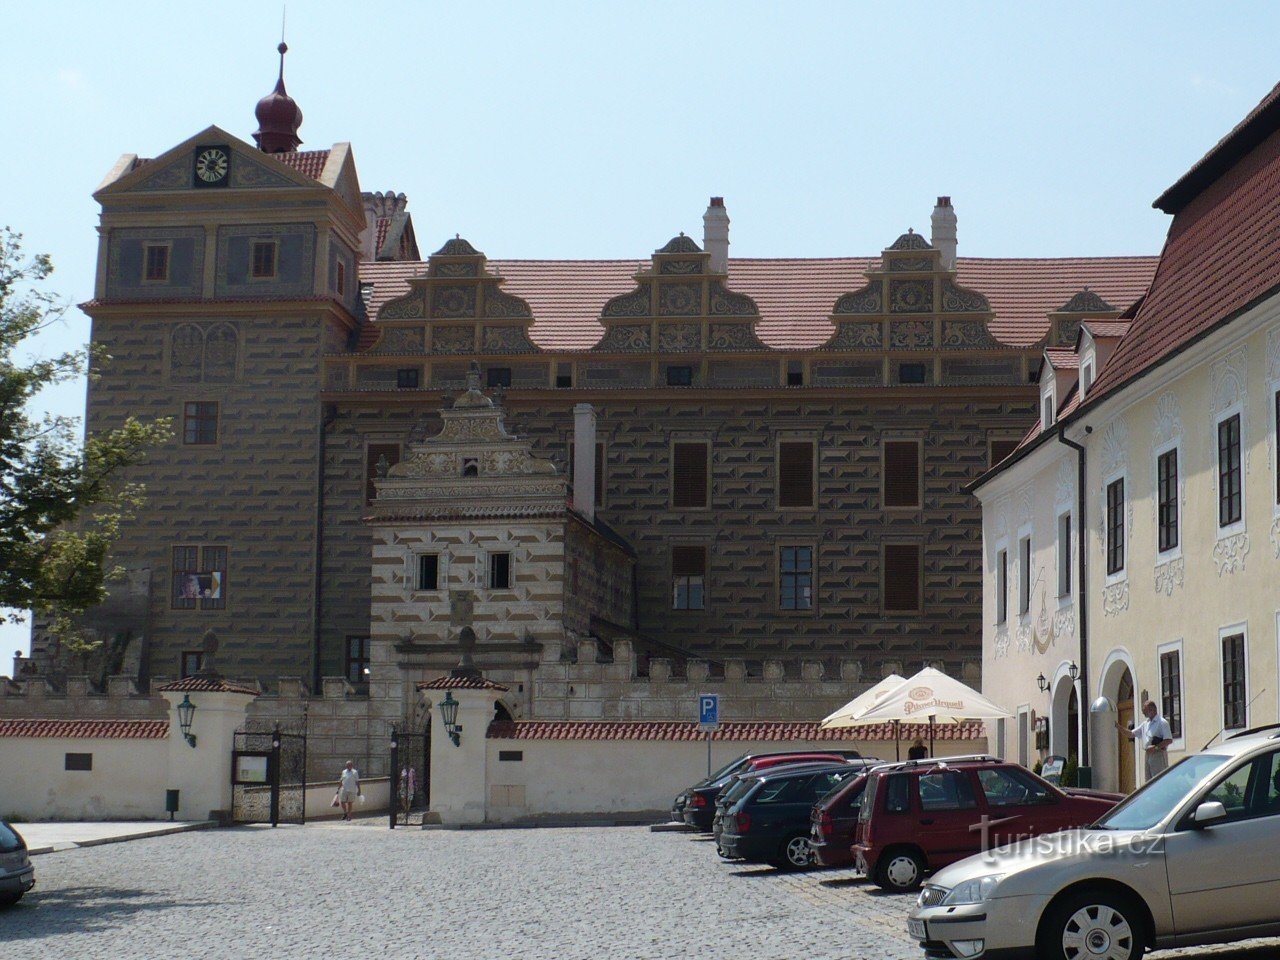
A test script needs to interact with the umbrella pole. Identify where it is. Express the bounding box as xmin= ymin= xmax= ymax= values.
xmin=894 ymin=719 xmax=900 ymax=761
xmin=929 ymin=715 xmax=935 ymax=757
